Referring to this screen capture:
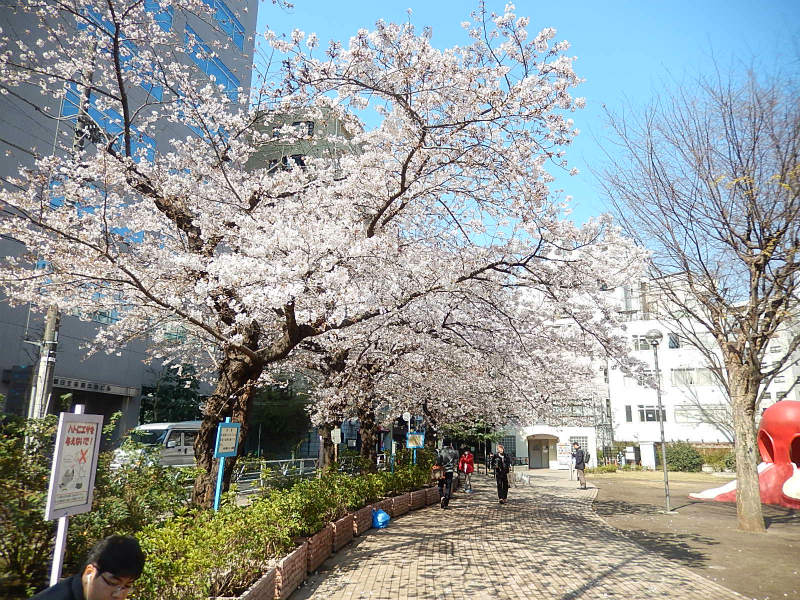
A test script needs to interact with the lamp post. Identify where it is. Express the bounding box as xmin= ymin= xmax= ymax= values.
xmin=645 ymin=329 xmax=672 ymax=513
